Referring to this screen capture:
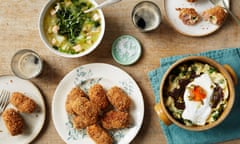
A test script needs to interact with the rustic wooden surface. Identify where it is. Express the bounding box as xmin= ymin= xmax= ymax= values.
xmin=0 ymin=0 xmax=240 ymax=144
